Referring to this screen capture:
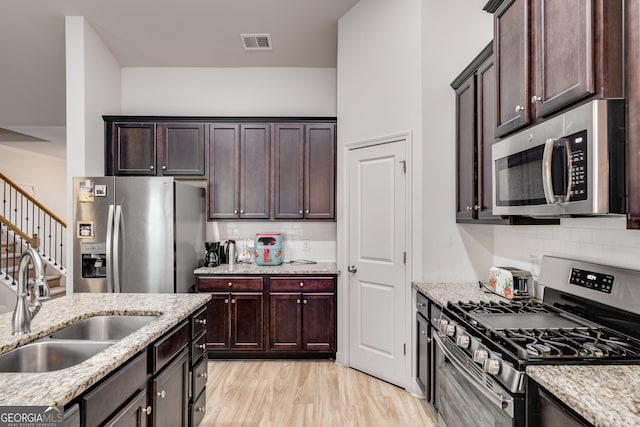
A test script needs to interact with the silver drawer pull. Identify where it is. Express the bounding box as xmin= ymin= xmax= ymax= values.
xmin=196 ymin=318 xmax=207 ymax=326
xmin=197 ymin=407 xmax=206 ymax=413
xmin=141 ymin=406 xmax=152 ymax=415
xmin=299 ymin=282 xmax=304 ymax=287
xmin=198 ymin=343 xmax=206 ymax=350
xmin=198 ymin=372 xmax=208 ymax=379
xmin=157 ymin=390 xmax=166 ymax=399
